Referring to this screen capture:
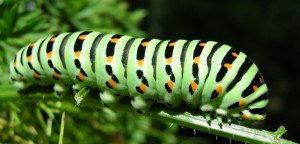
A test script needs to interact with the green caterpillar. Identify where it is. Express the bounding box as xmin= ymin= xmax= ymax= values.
xmin=10 ymin=31 xmax=268 ymax=124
